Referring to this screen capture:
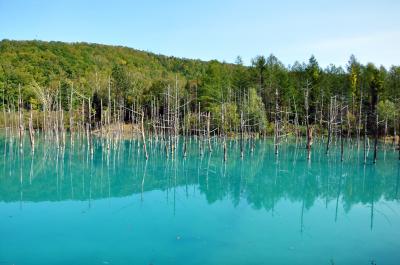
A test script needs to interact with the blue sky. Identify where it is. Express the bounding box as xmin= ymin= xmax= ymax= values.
xmin=1 ymin=0 xmax=399 ymax=68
